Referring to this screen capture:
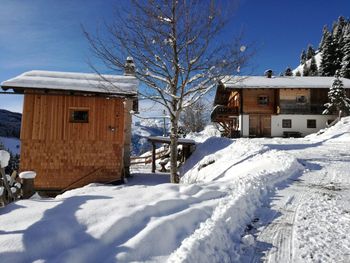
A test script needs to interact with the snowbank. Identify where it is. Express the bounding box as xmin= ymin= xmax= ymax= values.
xmin=185 ymin=124 xmax=221 ymax=143
xmin=0 ymin=150 xmax=10 ymax=168
xmin=169 ymin=139 xmax=303 ymax=262
xmin=180 ymin=138 xmax=267 ymax=183
xmin=305 ymin=116 xmax=350 ymax=142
